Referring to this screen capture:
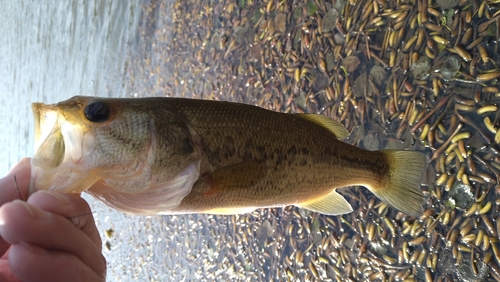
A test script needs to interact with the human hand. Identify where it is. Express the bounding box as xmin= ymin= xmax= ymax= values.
xmin=0 ymin=158 xmax=106 ymax=282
